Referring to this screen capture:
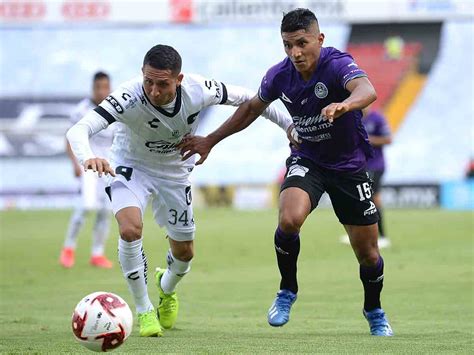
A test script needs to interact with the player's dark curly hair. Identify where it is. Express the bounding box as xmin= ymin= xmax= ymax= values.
xmin=143 ymin=44 xmax=182 ymax=75
xmin=93 ymin=71 xmax=109 ymax=82
xmin=281 ymin=8 xmax=318 ymax=33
